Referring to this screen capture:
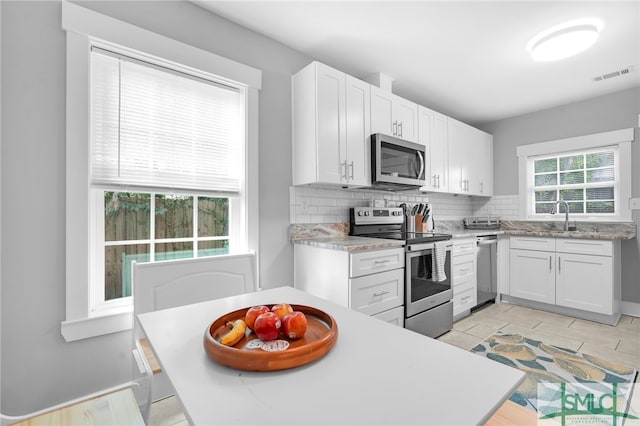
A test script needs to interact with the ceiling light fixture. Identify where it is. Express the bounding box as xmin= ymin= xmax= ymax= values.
xmin=527 ymin=19 xmax=602 ymax=62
